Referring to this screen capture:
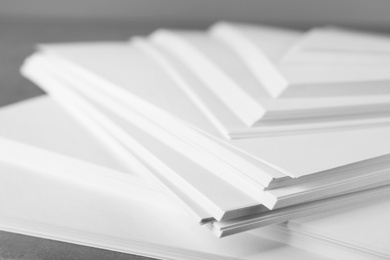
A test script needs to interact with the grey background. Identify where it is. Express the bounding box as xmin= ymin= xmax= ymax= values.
xmin=1 ymin=0 xmax=390 ymax=27
xmin=0 ymin=0 xmax=389 ymax=259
